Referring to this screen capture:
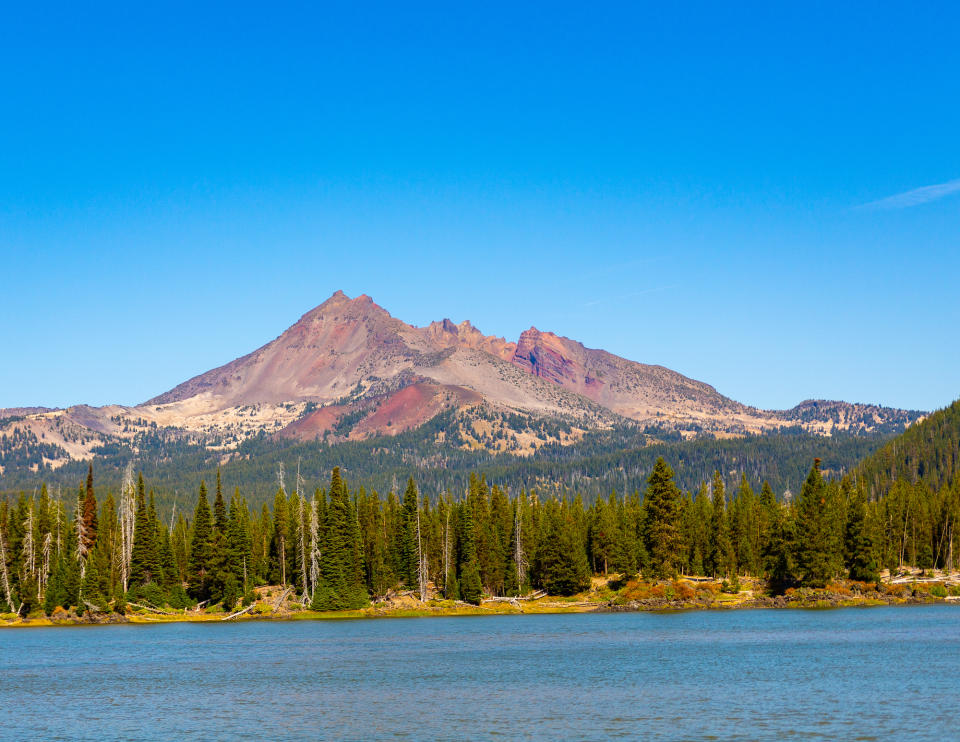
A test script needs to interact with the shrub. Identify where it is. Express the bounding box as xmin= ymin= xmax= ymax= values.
xmin=826 ymin=582 xmax=852 ymax=596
